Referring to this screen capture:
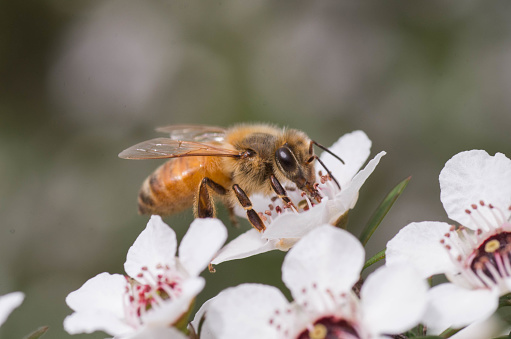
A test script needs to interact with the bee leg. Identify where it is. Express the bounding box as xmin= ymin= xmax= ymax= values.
xmin=232 ymin=184 xmax=266 ymax=232
xmin=269 ymin=175 xmax=296 ymax=210
xmin=197 ymin=177 xmax=227 ymax=218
